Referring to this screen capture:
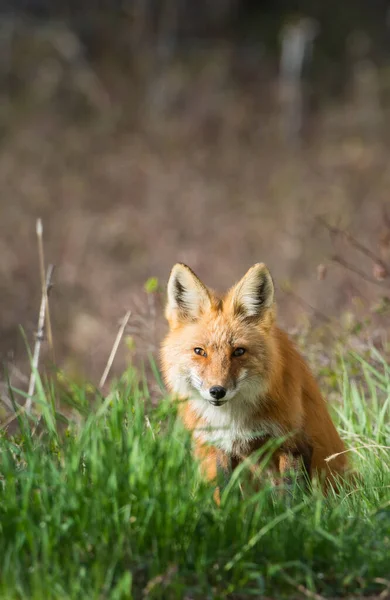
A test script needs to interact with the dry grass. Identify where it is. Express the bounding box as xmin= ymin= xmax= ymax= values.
xmin=1 ymin=34 xmax=390 ymax=401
